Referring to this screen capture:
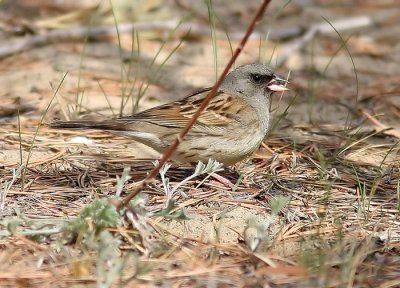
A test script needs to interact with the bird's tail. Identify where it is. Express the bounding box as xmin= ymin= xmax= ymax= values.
xmin=48 ymin=120 xmax=124 ymax=131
